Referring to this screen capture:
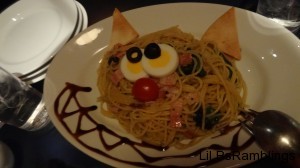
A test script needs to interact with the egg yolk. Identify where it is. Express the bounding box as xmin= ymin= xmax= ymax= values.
xmin=127 ymin=61 xmax=143 ymax=74
xmin=148 ymin=50 xmax=171 ymax=67
xmin=131 ymin=52 xmax=139 ymax=59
